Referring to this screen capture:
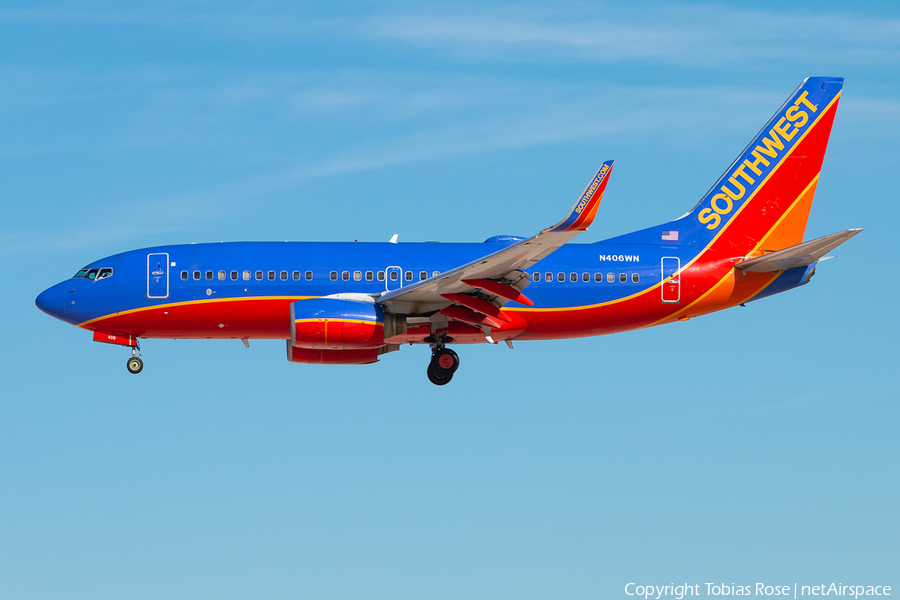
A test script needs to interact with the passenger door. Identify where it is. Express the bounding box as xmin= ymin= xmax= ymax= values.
xmin=661 ymin=257 xmax=680 ymax=303
xmin=147 ymin=253 xmax=169 ymax=299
